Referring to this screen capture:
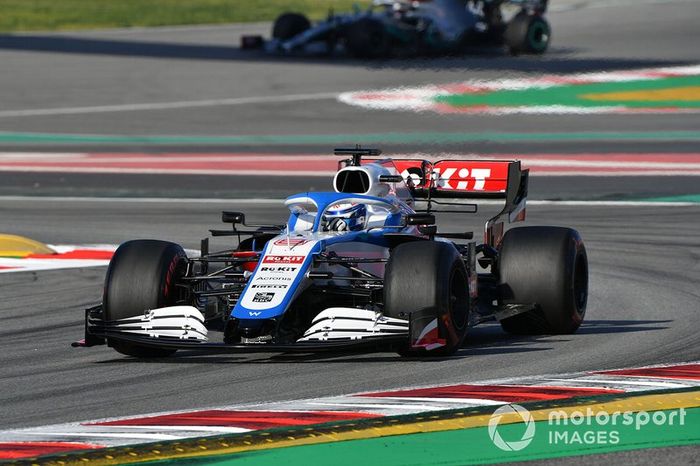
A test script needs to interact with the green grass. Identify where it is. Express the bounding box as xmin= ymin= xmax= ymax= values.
xmin=0 ymin=0 xmax=370 ymax=32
